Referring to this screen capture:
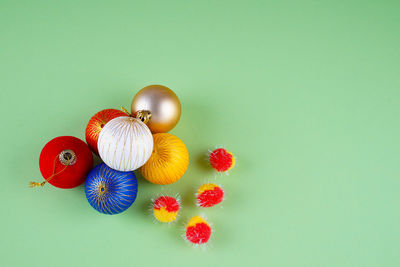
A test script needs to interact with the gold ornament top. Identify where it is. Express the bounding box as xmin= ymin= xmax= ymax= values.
xmin=59 ymin=149 xmax=76 ymax=165
xmin=135 ymin=110 xmax=152 ymax=124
